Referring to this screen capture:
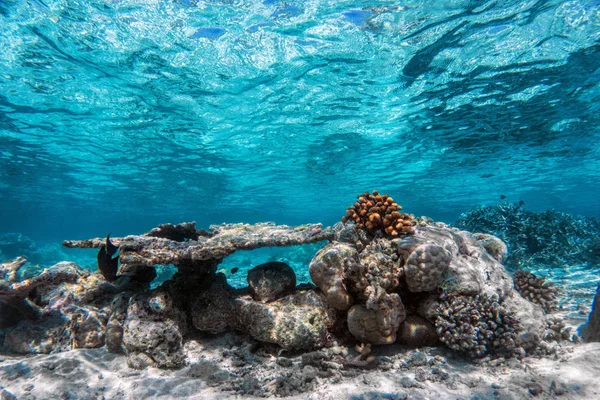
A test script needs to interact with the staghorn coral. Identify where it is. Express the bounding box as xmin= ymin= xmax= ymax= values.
xmin=513 ymin=270 xmax=558 ymax=312
xmin=342 ymin=190 xmax=416 ymax=236
xmin=435 ymin=293 xmax=521 ymax=358
xmin=454 ymin=202 xmax=600 ymax=269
